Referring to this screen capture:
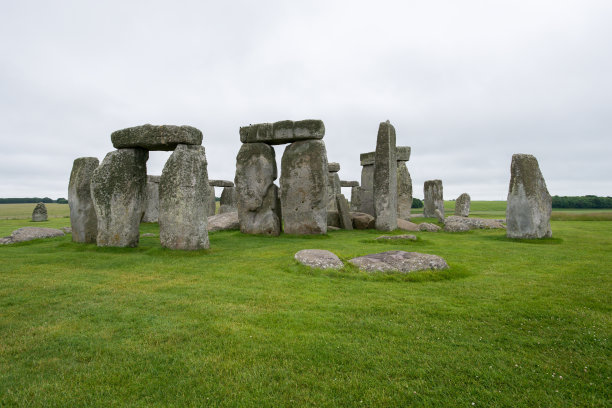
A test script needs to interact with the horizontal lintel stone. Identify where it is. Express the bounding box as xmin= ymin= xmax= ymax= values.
xmin=209 ymin=179 xmax=234 ymax=187
xmin=240 ymin=119 xmax=324 ymax=145
xmin=340 ymin=180 xmax=359 ymax=187
xmin=328 ymin=162 xmax=340 ymax=172
xmin=111 ymin=124 xmax=203 ymax=151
